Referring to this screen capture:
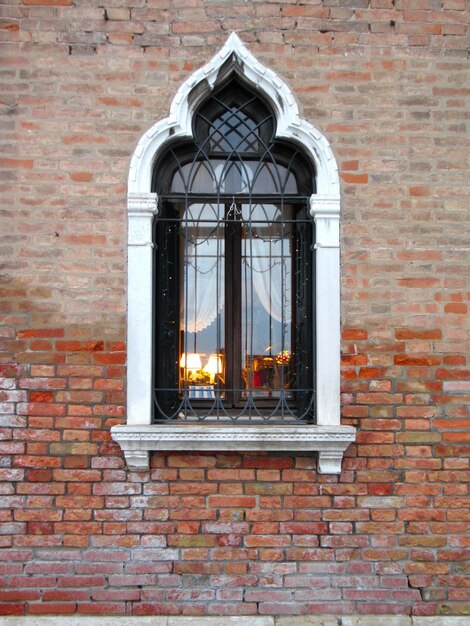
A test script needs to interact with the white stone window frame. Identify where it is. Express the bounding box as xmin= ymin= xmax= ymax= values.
xmin=111 ymin=33 xmax=355 ymax=474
